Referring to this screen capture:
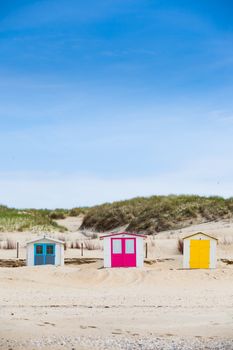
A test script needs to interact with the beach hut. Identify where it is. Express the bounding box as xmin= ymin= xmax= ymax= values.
xmin=183 ymin=232 xmax=218 ymax=269
xmin=100 ymin=232 xmax=146 ymax=268
xmin=26 ymin=236 xmax=64 ymax=266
